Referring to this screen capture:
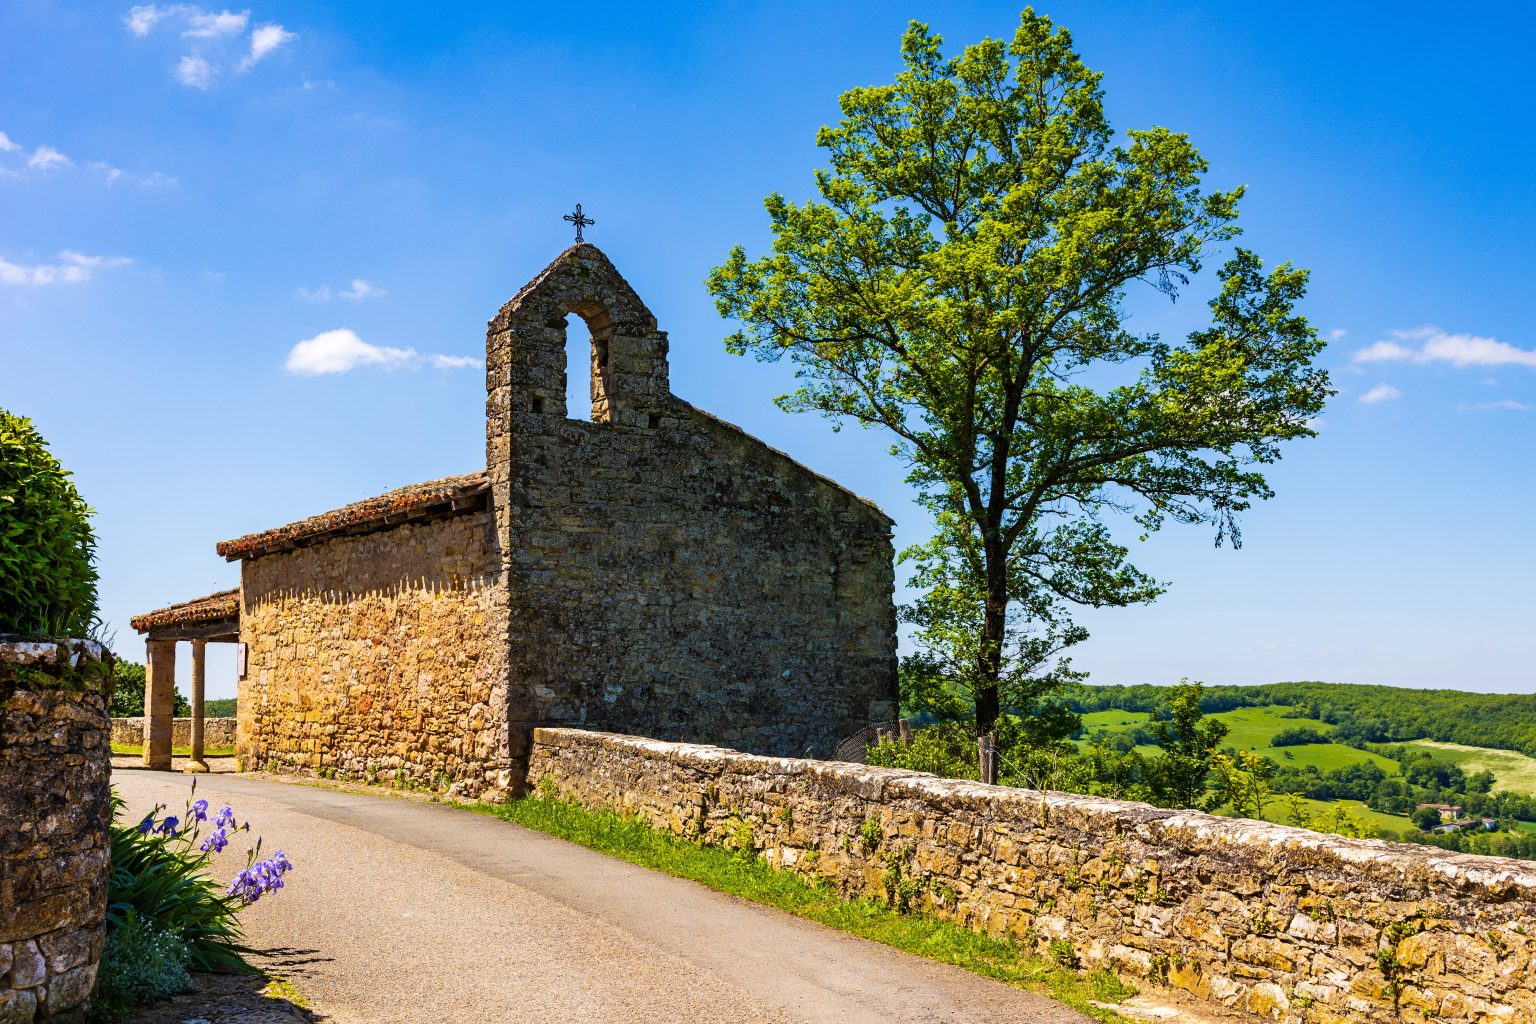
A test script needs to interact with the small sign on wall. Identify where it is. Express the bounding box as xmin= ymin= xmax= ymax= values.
xmin=236 ymin=642 xmax=248 ymax=679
